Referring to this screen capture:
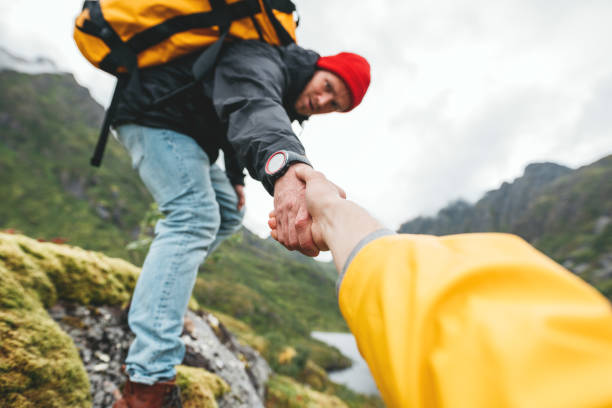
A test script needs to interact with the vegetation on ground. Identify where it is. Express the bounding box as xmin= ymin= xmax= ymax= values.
xmin=0 ymin=71 xmax=150 ymax=263
xmin=0 ymin=232 xmax=137 ymax=407
xmin=0 ymin=232 xmax=231 ymax=407
xmin=176 ymin=365 xmax=230 ymax=408
xmin=266 ymin=375 xmax=348 ymax=408
xmin=1 ymin=69 xmax=378 ymax=405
